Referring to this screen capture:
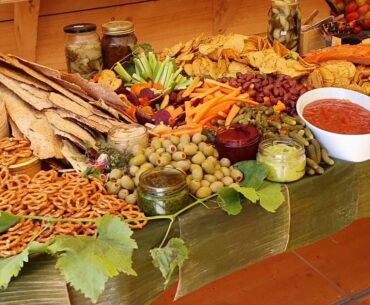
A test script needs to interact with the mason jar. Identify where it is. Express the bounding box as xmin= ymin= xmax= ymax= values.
xmin=63 ymin=23 xmax=103 ymax=79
